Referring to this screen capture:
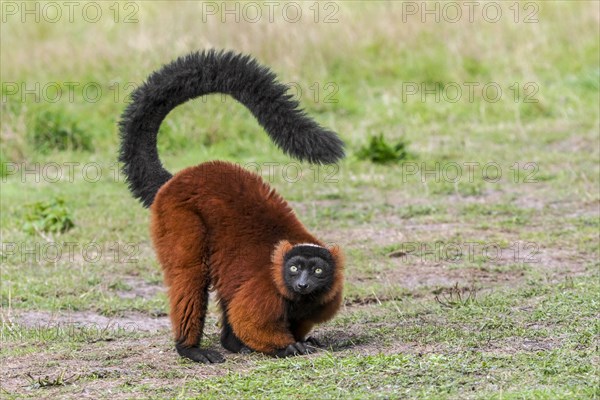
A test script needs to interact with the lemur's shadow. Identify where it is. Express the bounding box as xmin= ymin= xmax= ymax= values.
xmin=315 ymin=330 xmax=370 ymax=352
